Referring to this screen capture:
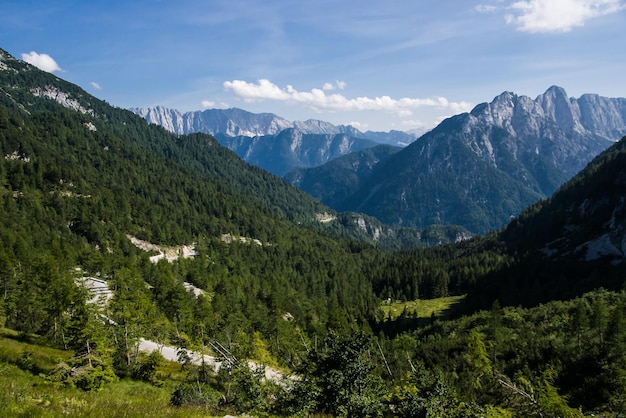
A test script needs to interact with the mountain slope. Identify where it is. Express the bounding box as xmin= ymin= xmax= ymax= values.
xmin=468 ymin=136 xmax=626 ymax=307
xmin=1 ymin=49 xmax=440 ymax=249
xmin=285 ymin=144 xmax=401 ymax=207
xmin=0 ymin=48 xmax=382 ymax=330
xmin=502 ymin=135 xmax=626 ymax=261
xmin=317 ymin=87 xmax=625 ymax=234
